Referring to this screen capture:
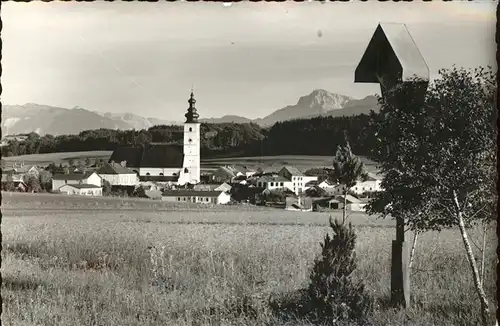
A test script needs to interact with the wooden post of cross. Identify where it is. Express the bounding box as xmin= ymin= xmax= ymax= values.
xmin=354 ymin=23 xmax=429 ymax=308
